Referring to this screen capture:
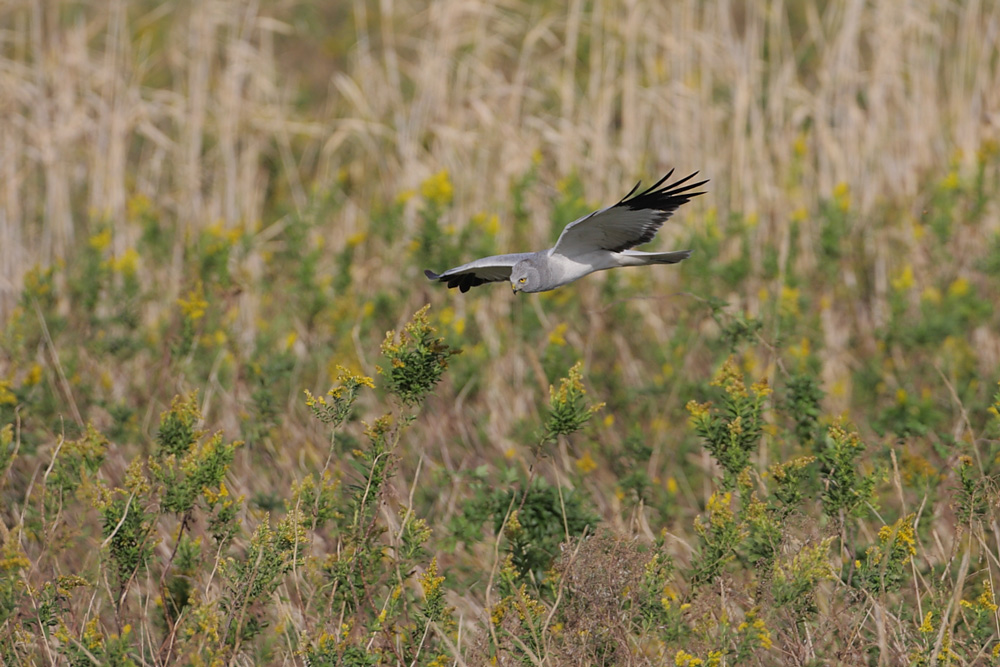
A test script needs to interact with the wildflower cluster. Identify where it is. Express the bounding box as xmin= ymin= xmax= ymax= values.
xmin=955 ymin=455 xmax=989 ymax=526
xmin=543 ymin=361 xmax=605 ymax=441
xmin=686 ymin=357 xmax=771 ymax=488
xmin=768 ymin=456 xmax=816 ymax=515
xmin=783 ymin=373 xmax=824 ymax=446
xmin=46 ymin=424 xmax=108 ymax=500
xmin=772 ymin=538 xmax=834 ymax=614
xmin=420 ymin=169 xmax=454 ymax=208
xmin=379 ymin=305 xmax=459 ymax=406
xmin=736 ymin=610 xmax=774 ymax=654
xmin=418 ymin=557 xmax=452 ymax=627
xmin=817 ymin=422 xmax=879 ymax=521
xmin=692 ymin=492 xmax=745 ymax=584
xmin=856 ymin=515 xmax=917 ymax=594
xmin=485 ymin=556 xmax=549 ymax=660
xmin=304 ymin=366 xmax=375 ymax=427
xmin=959 ymin=580 xmax=999 ymax=646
